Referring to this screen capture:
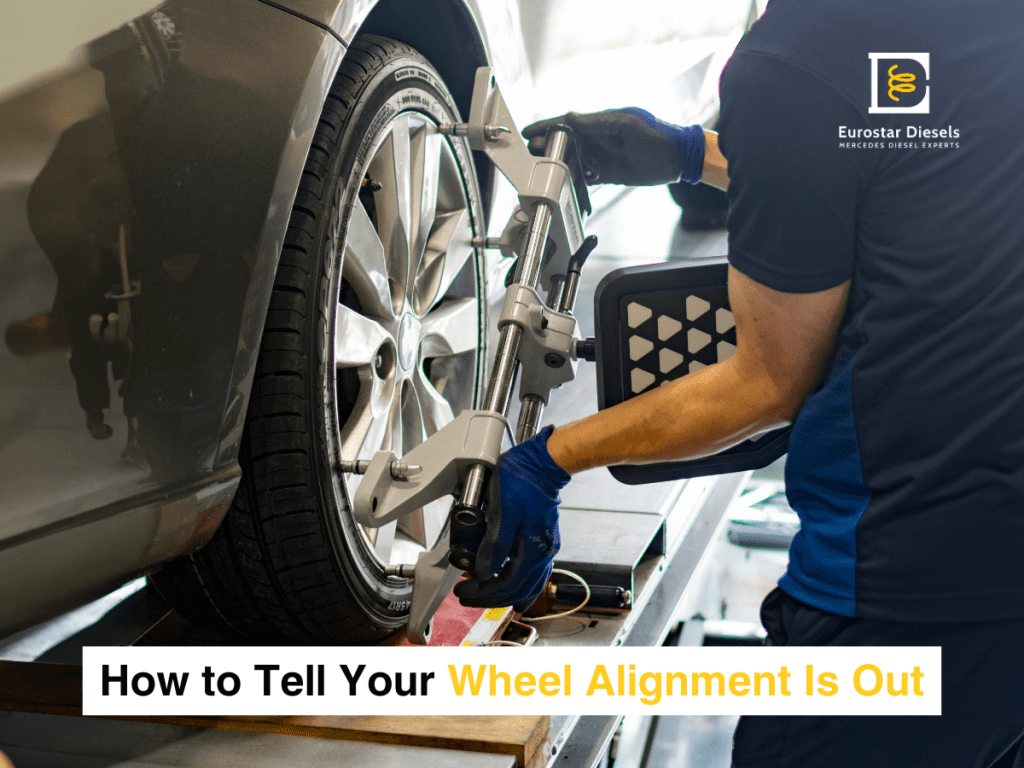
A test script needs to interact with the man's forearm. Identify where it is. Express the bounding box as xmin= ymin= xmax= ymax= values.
xmin=701 ymin=130 xmax=730 ymax=191
xmin=546 ymin=267 xmax=851 ymax=476
xmin=545 ymin=355 xmax=789 ymax=475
